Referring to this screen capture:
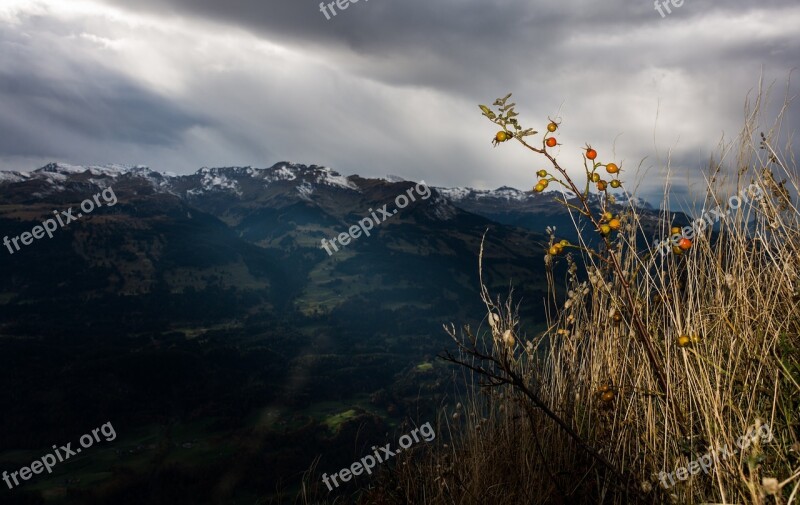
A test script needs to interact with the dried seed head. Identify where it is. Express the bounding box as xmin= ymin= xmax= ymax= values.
xmin=724 ymin=273 xmax=735 ymax=288
xmin=502 ymin=329 xmax=516 ymax=348
xmin=762 ymin=477 xmax=779 ymax=495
